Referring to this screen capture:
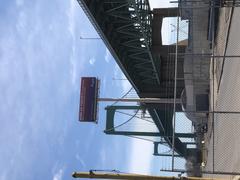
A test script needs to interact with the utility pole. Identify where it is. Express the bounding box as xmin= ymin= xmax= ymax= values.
xmin=72 ymin=171 xmax=219 ymax=180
